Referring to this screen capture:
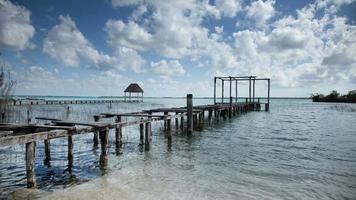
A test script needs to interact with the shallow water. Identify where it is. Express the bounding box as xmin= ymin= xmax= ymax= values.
xmin=1 ymin=99 xmax=356 ymax=199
